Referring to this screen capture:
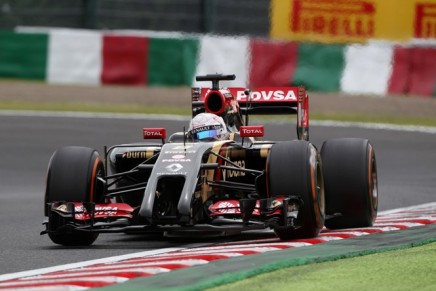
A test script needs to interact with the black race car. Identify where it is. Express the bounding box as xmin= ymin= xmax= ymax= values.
xmin=42 ymin=74 xmax=378 ymax=246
